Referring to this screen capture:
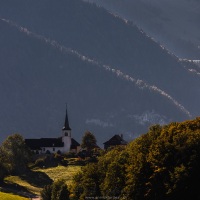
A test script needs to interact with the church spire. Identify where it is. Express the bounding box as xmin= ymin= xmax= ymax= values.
xmin=62 ymin=104 xmax=71 ymax=131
